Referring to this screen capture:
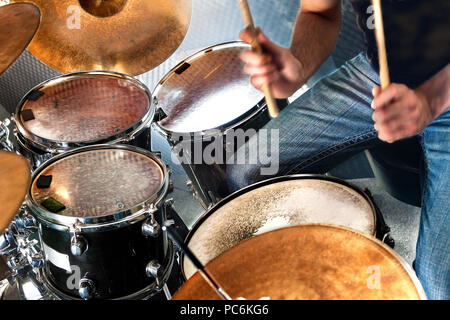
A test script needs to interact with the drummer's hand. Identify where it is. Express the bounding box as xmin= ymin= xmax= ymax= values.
xmin=371 ymin=84 xmax=433 ymax=143
xmin=240 ymin=28 xmax=305 ymax=99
